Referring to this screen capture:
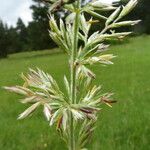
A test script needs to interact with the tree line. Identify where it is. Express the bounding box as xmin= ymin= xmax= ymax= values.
xmin=0 ymin=0 xmax=149 ymax=58
xmin=0 ymin=0 xmax=56 ymax=58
